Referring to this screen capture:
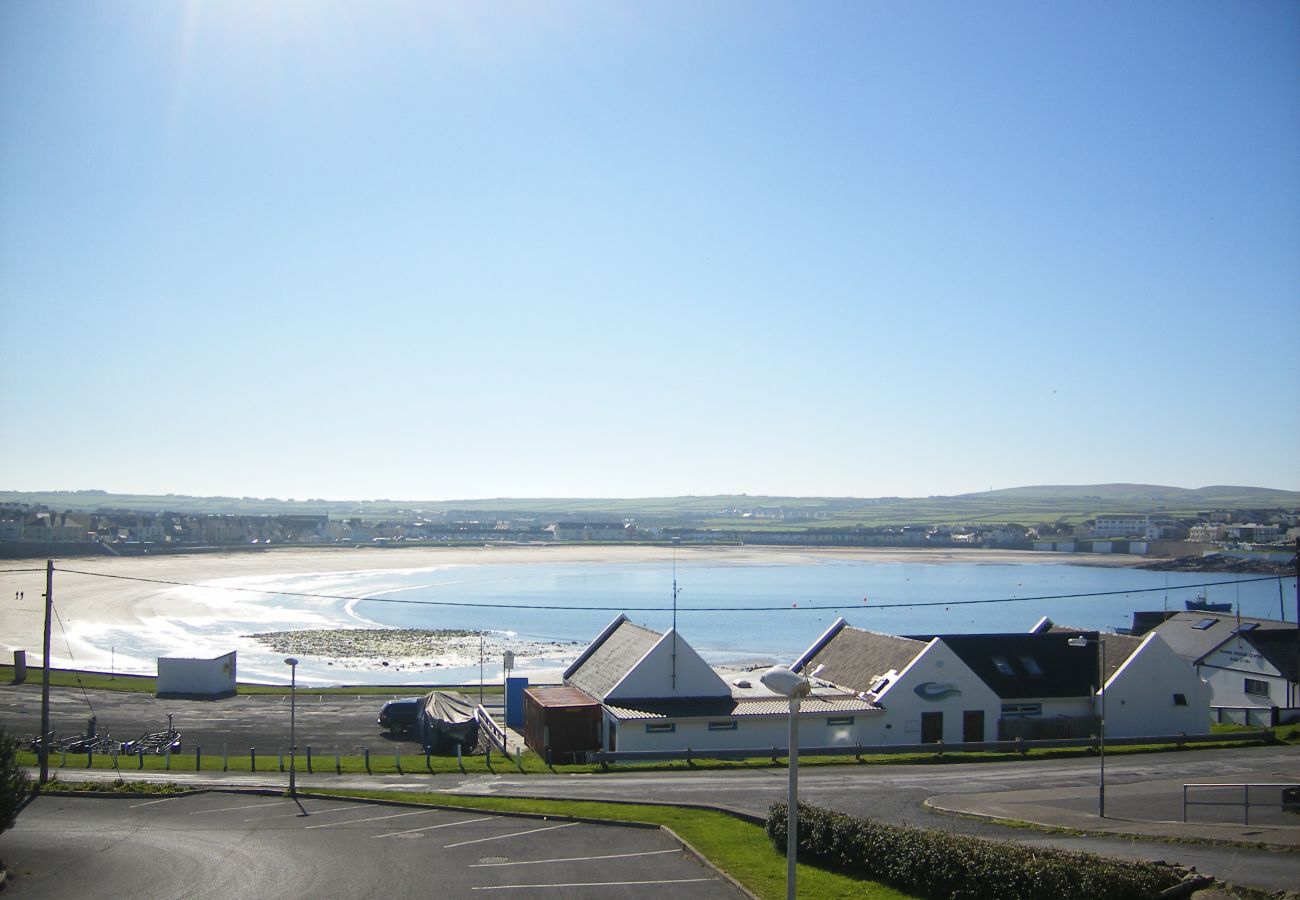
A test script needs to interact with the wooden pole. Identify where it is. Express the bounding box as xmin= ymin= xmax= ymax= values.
xmin=39 ymin=559 xmax=53 ymax=785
